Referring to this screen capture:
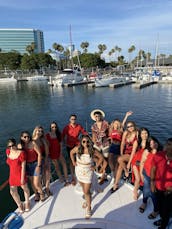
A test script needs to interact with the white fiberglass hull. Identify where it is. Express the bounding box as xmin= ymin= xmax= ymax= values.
xmin=19 ymin=176 xmax=156 ymax=229
xmin=95 ymin=77 xmax=126 ymax=87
